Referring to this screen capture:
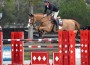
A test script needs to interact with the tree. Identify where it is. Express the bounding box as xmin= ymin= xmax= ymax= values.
xmin=0 ymin=0 xmax=16 ymax=27
xmin=0 ymin=0 xmax=90 ymax=27
xmin=60 ymin=0 xmax=89 ymax=26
